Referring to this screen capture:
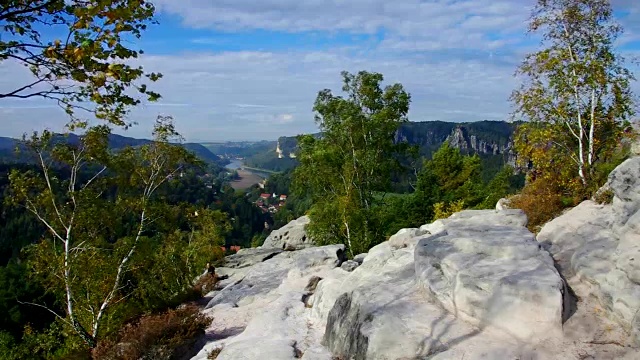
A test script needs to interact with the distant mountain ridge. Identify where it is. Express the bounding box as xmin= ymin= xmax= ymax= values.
xmin=394 ymin=120 xmax=517 ymax=158
xmin=256 ymin=121 xmax=518 ymax=172
xmin=0 ymin=133 xmax=224 ymax=166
